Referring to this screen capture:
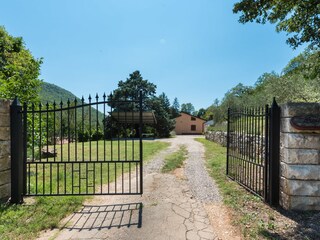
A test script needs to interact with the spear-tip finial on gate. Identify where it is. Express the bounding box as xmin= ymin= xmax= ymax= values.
xmin=12 ymin=96 xmax=21 ymax=106
xmin=95 ymin=93 xmax=99 ymax=101
xmin=272 ymin=97 xmax=278 ymax=108
xmin=81 ymin=96 xmax=85 ymax=103
xmin=103 ymin=93 xmax=106 ymax=100
xmin=88 ymin=94 xmax=92 ymax=102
